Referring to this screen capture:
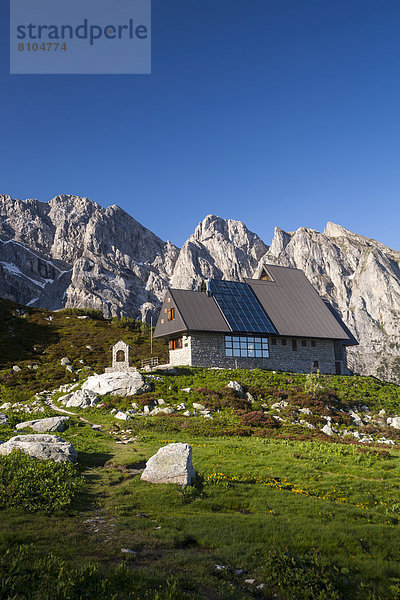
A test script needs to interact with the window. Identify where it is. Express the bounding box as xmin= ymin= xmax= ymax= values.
xmin=311 ymin=340 xmax=316 ymax=347
xmin=169 ymin=338 xmax=182 ymax=350
xmin=225 ymin=335 xmax=269 ymax=358
xmin=302 ymin=339 xmax=307 ymax=347
xmin=271 ymin=338 xmax=277 ymax=345
xmin=116 ymin=350 xmax=125 ymax=362
xmin=281 ymin=339 xmax=287 ymax=346
xmin=167 ymin=307 xmax=175 ymax=321
xmin=260 ymin=268 xmax=273 ymax=281
xmin=292 ymin=339 xmax=297 ymax=351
